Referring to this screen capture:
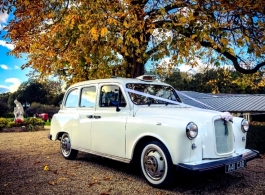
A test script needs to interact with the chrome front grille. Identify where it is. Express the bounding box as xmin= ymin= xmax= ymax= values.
xmin=214 ymin=119 xmax=234 ymax=154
